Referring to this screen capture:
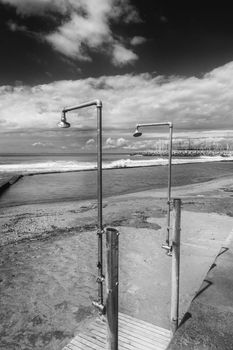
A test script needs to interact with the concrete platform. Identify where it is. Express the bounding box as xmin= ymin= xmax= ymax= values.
xmin=168 ymin=230 xmax=233 ymax=350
